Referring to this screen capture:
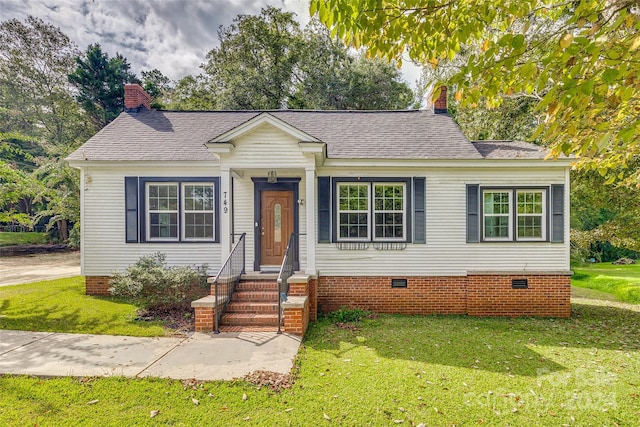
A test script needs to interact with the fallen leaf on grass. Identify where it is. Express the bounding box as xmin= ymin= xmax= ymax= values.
xmin=87 ymin=400 xmax=99 ymax=405
xmin=192 ymin=398 xmax=199 ymax=405
xmin=150 ymin=410 xmax=159 ymax=418
xmin=324 ymin=413 xmax=331 ymax=421
xmin=242 ymin=393 xmax=248 ymax=401
xmin=284 ymin=408 xmax=294 ymax=412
